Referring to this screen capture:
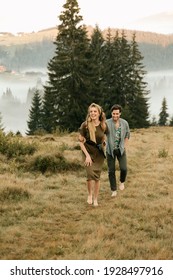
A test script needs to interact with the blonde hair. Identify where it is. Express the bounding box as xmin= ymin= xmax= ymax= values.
xmin=86 ymin=103 xmax=106 ymax=143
